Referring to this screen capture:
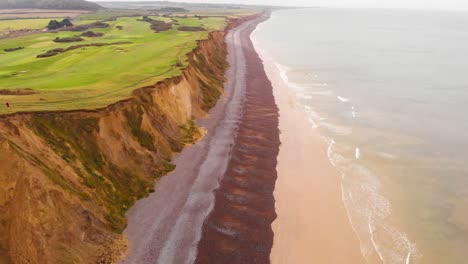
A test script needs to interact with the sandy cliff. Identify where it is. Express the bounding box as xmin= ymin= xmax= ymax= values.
xmin=0 ymin=28 xmax=228 ymax=264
